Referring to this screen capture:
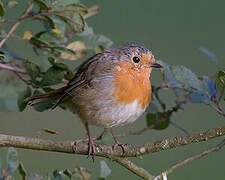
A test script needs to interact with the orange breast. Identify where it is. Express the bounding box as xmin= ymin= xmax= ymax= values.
xmin=112 ymin=62 xmax=151 ymax=109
